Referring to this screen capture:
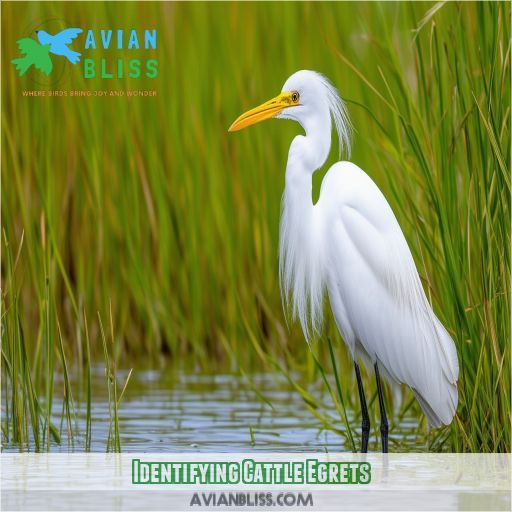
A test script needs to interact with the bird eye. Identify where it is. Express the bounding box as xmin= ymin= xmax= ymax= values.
xmin=291 ymin=92 xmax=299 ymax=103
